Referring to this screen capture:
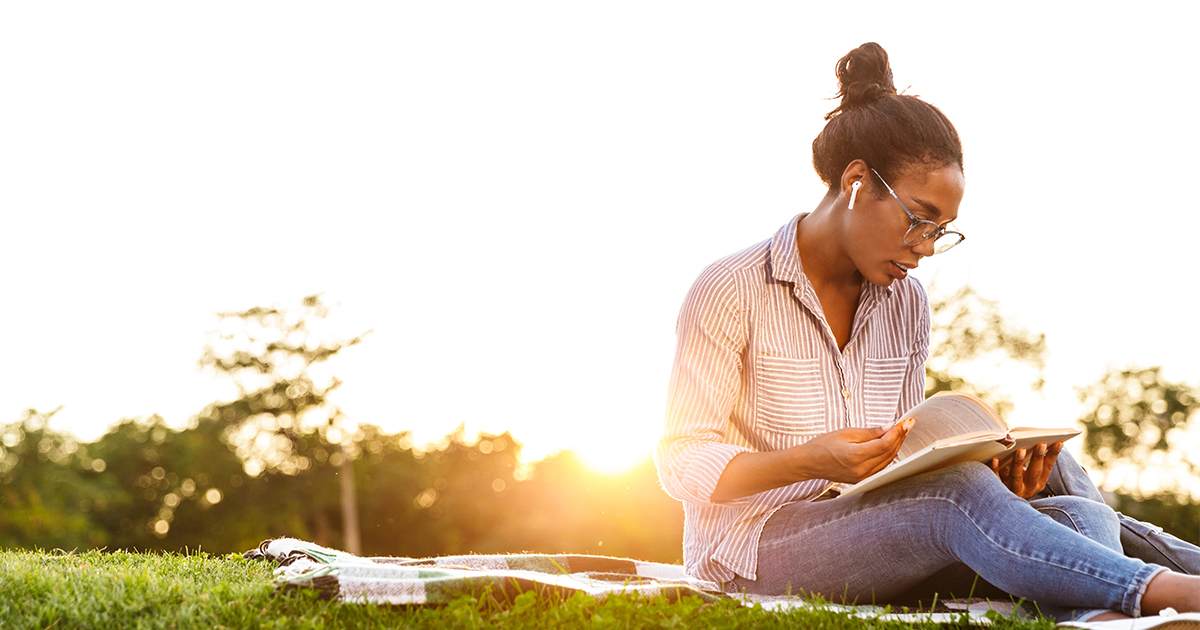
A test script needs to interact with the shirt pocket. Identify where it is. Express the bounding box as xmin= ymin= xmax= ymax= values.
xmin=862 ymin=356 xmax=910 ymax=426
xmin=754 ymin=355 xmax=826 ymax=435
